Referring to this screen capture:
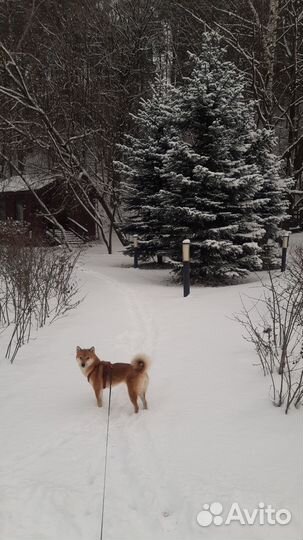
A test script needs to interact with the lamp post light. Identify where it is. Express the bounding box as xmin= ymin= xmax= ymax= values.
xmin=281 ymin=232 xmax=291 ymax=272
xmin=133 ymin=235 xmax=139 ymax=268
xmin=182 ymin=239 xmax=190 ymax=297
